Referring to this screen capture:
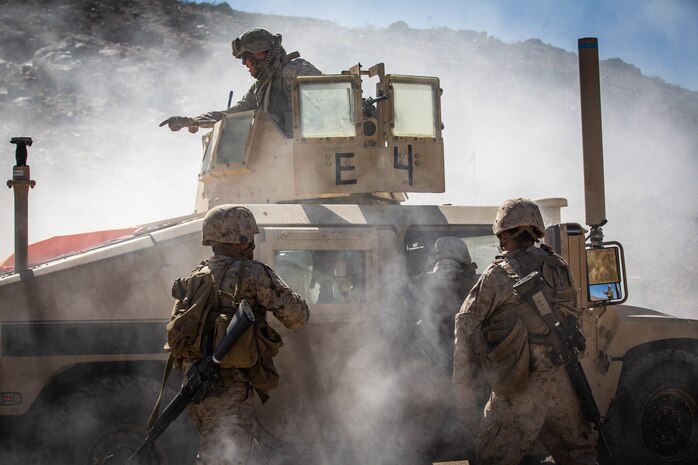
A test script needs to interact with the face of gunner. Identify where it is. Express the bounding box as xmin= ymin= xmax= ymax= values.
xmin=240 ymin=50 xmax=268 ymax=78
